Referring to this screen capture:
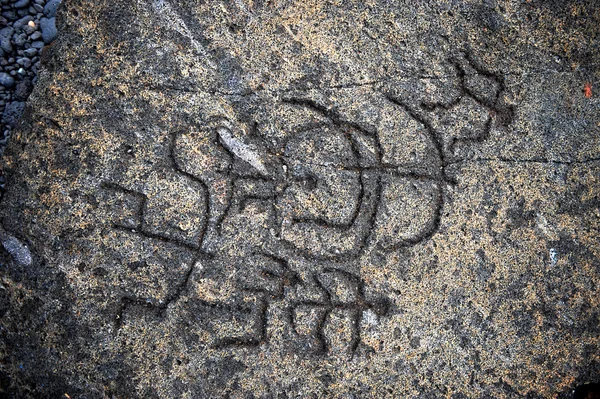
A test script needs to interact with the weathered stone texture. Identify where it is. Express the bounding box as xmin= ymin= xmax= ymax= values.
xmin=0 ymin=0 xmax=599 ymax=397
